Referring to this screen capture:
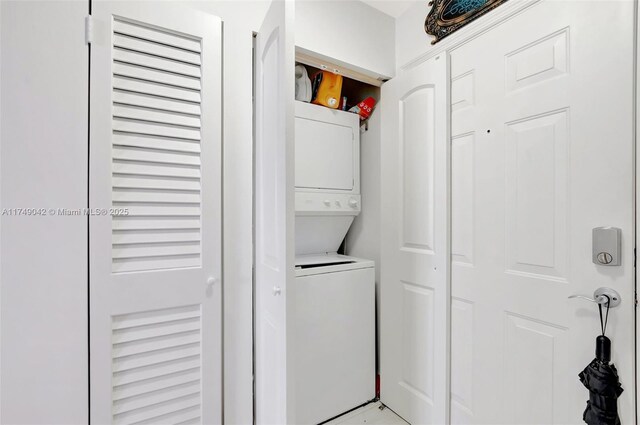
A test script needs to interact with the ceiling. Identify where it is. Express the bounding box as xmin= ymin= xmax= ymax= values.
xmin=359 ymin=0 xmax=415 ymax=18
